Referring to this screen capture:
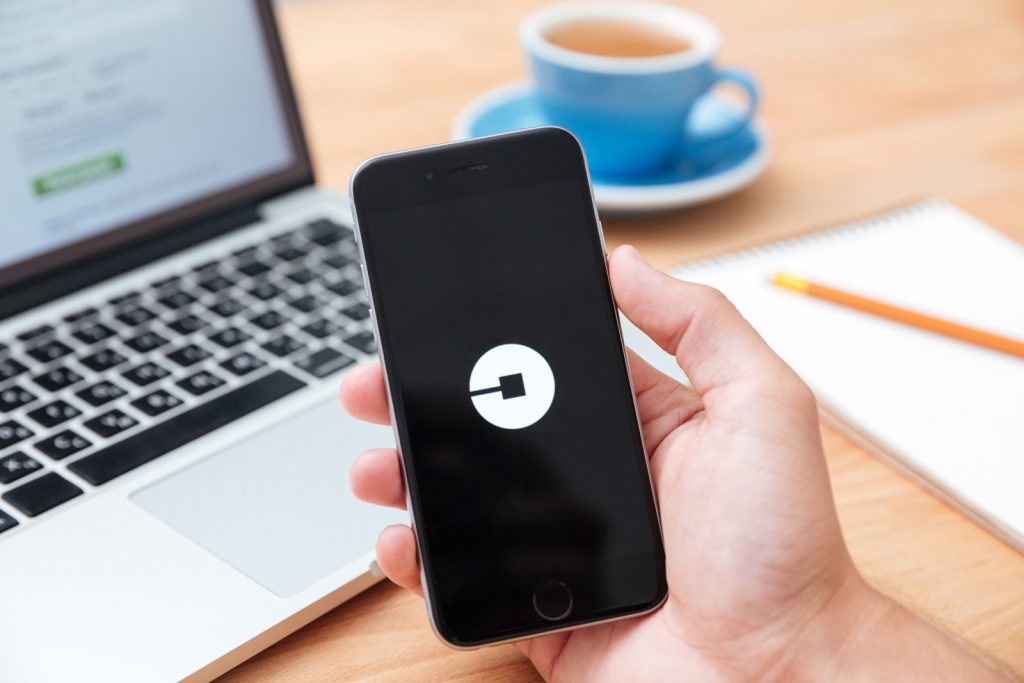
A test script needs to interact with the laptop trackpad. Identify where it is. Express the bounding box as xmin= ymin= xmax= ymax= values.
xmin=132 ymin=398 xmax=404 ymax=596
